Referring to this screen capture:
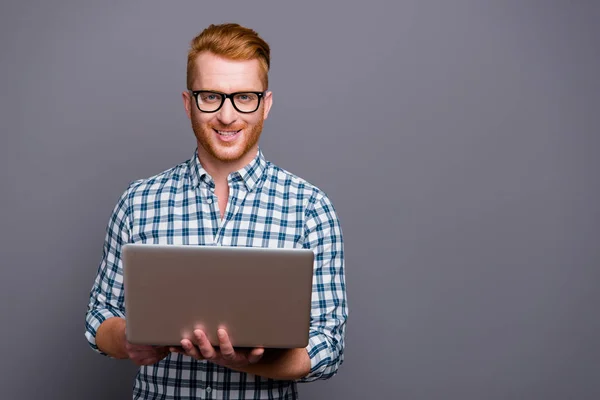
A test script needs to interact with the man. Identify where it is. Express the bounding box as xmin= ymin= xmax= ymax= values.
xmin=85 ymin=23 xmax=347 ymax=399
